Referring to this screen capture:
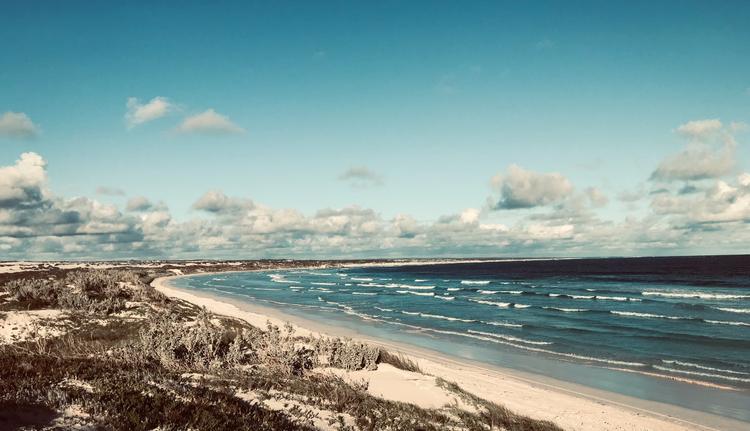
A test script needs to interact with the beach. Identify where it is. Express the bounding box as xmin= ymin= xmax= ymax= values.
xmin=153 ymin=273 xmax=750 ymax=431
